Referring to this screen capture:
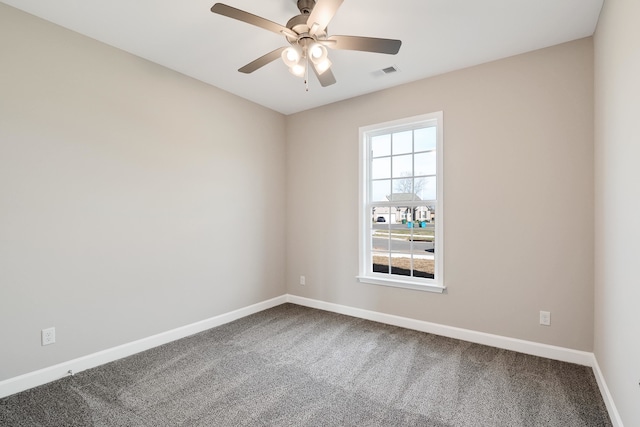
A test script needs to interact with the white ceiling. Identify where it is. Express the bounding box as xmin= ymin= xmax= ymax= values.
xmin=2 ymin=0 xmax=603 ymax=115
